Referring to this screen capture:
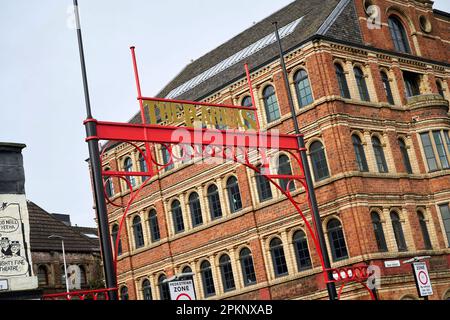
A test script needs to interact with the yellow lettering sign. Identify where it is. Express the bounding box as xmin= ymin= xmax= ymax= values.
xmin=142 ymin=99 xmax=257 ymax=130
